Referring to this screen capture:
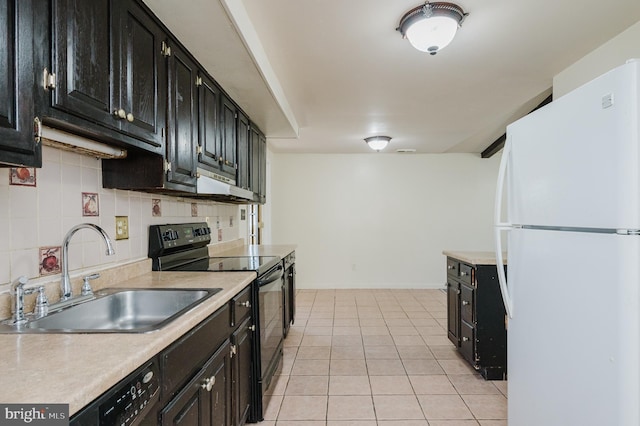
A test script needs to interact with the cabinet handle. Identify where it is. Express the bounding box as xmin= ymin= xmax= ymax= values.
xmin=249 ymin=325 xmax=256 ymax=331
xmin=230 ymin=344 xmax=237 ymax=358
xmin=239 ymin=301 xmax=251 ymax=308
xmin=447 ymin=265 xmax=454 ymax=270
xmin=462 ymin=337 xmax=470 ymax=342
xmin=33 ymin=117 xmax=42 ymax=144
xmin=126 ymin=112 xmax=134 ymax=122
xmin=460 ymin=271 xmax=467 ymax=277
xmin=200 ymin=375 xmax=215 ymax=392
xmin=462 ymin=300 xmax=470 ymax=306
xmin=114 ymin=109 xmax=126 ymax=119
